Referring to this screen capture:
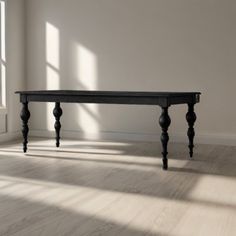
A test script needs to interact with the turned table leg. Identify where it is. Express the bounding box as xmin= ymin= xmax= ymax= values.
xmin=20 ymin=102 xmax=30 ymax=153
xmin=186 ymin=103 xmax=197 ymax=158
xmin=159 ymin=107 xmax=171 ymax=170
xmin=53 ymin=102 xmax=63 ymax=147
